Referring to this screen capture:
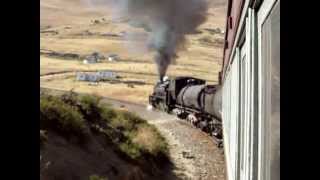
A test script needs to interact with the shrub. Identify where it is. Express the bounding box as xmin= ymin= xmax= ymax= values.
xmin=100 ymin=104 xmax=117 ymax=122
xmin=119 ymin=140 xmax=142 ymax=159
xmin=60 ymin=90 xmax=79 ymax=106
xmin=40 ymin=95 xmax=86 ymax=137
xmin=89 ymin=175 xmax=108 ymax=180
xmin=79 ymin=95 xmax=101 ymax=110
xmin=132 ymin=125 xmax=168 ymax=156
xmin=78 ymin=95 xmax=103 ymax=123
xmin=110 ymin=110 xmax=146 ymax=132
xmin=40 ymin=130 xmax=48 ymax=146
xmin=109 ymin=110 xmax=168 ymax=159
xmin=40 ymin=91 xmax=169 ymax=164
